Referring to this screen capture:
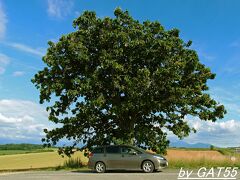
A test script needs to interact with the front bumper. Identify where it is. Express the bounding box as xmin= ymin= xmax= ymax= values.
xmin=155 ymin=159 xmax=168 ymax=170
